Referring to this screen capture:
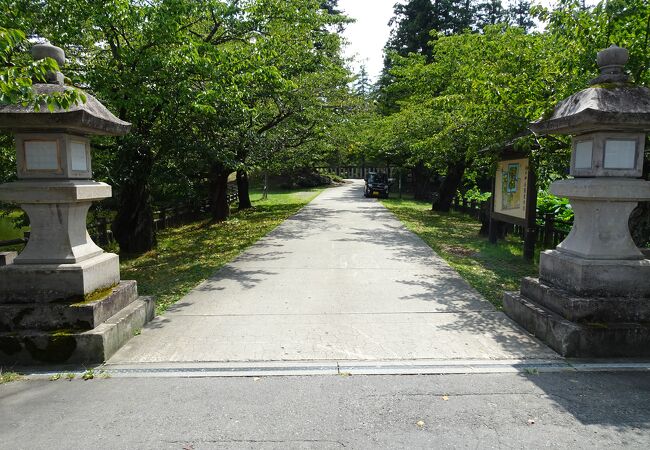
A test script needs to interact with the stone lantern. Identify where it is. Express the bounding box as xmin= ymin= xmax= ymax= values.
xmin=0 ymin=44 xmax=153 ymax=365
xmin=504 ymin=45 xmax=650 ymax=357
